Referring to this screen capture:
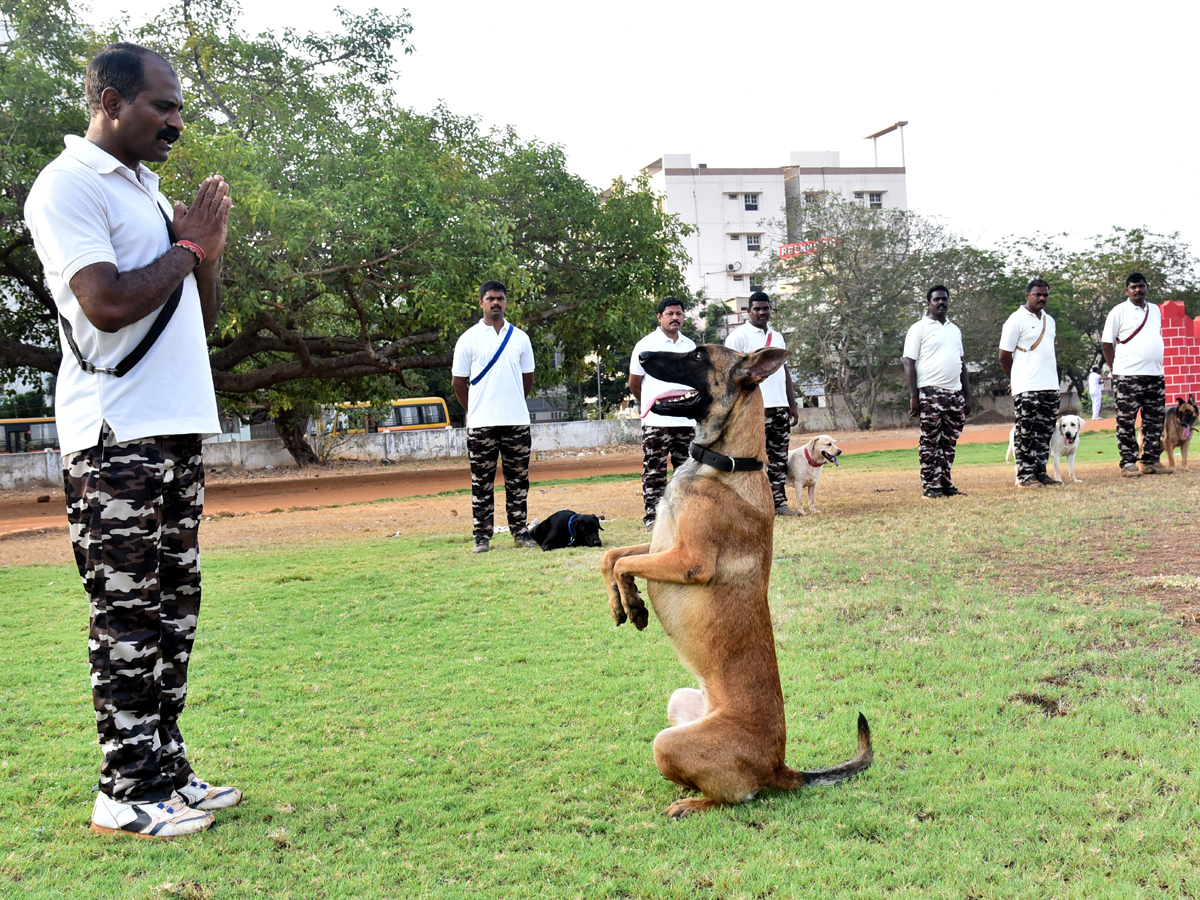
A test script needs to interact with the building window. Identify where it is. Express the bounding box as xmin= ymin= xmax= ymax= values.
xmin=728 ymin=193 xmax=739 ymax=200
xmin=869 ymin=192 xmax=883 ymax=208
xmin=733 ymin=275 xmax=743 ymax=282
xmin=730 ymin=233 xmax=740 ymax=241
xmin=744 ymin=193 xmax=759 ymax=211
xmin=746 ymin=234 xmax=761 ymax=252
xmin=750 ymin=281 xmax=763 ymax=292
xmin=803 ymin=191 xmax=821 ymax=205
